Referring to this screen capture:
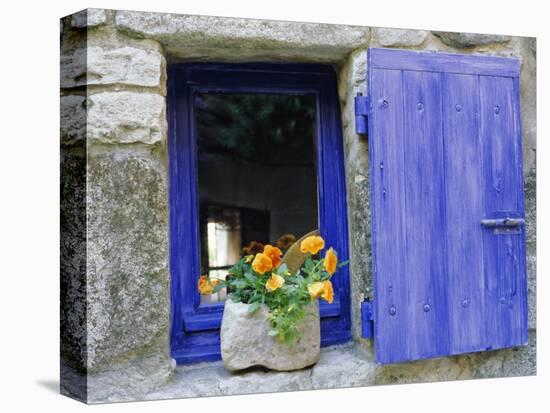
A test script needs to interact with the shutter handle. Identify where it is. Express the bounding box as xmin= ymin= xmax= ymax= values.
xmin=480 ymin=217 xmax=525 ymax=227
